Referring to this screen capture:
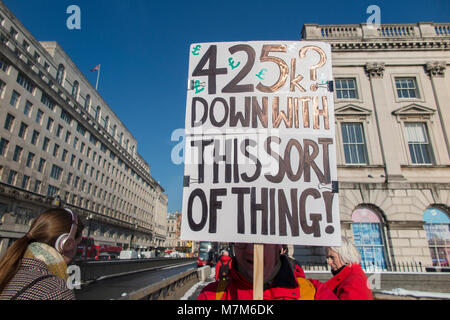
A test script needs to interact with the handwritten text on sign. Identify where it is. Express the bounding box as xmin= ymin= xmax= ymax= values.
xmin=181 ymin=41 xmax=341 ymax=246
